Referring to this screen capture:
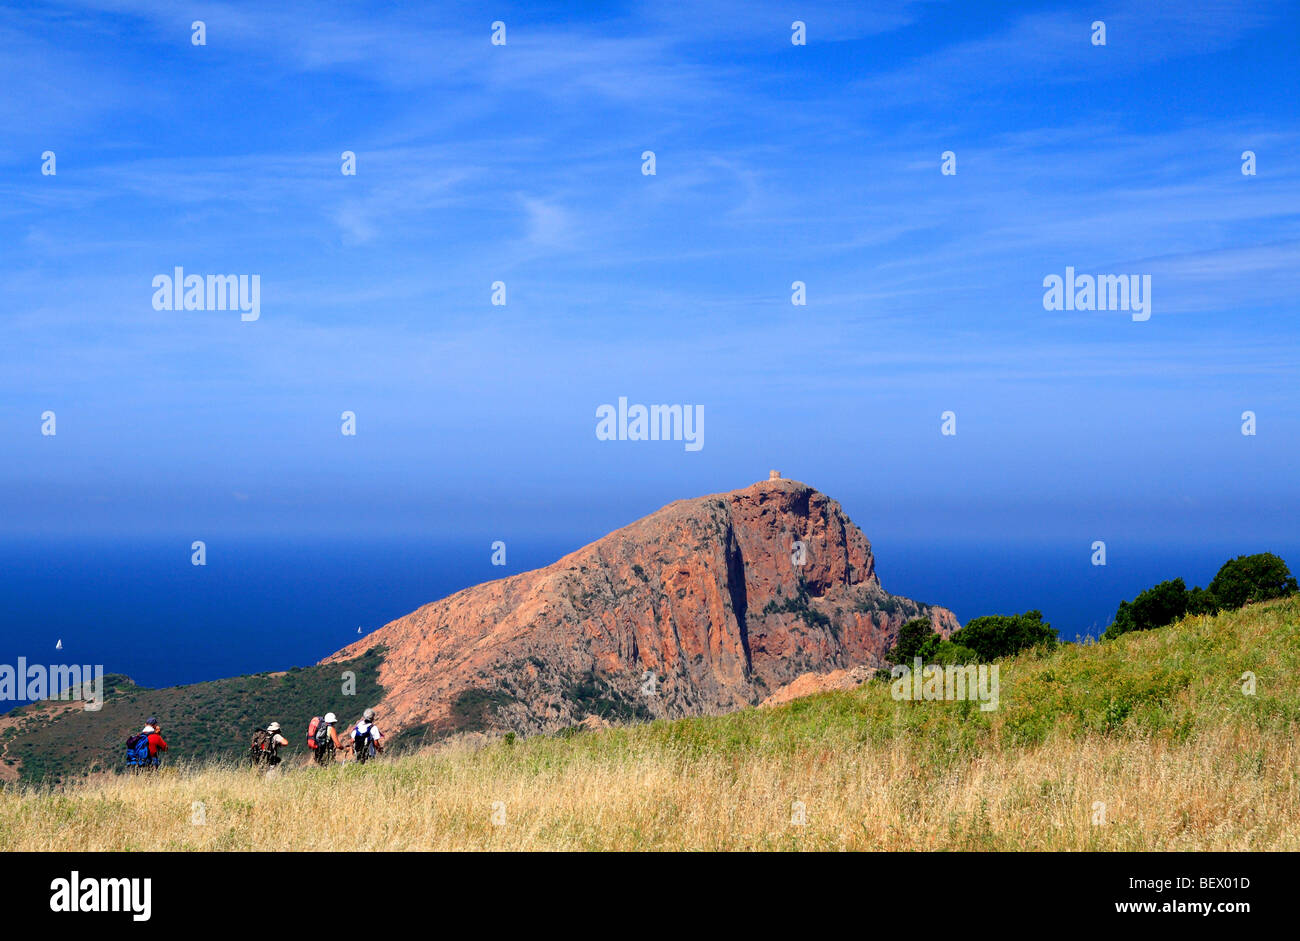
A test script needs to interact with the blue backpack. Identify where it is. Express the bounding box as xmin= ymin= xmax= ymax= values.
xmin=353 ymin=724 xmax=374 ymax=763
xmin=125 ymin=732 xmax=153 ymax=767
